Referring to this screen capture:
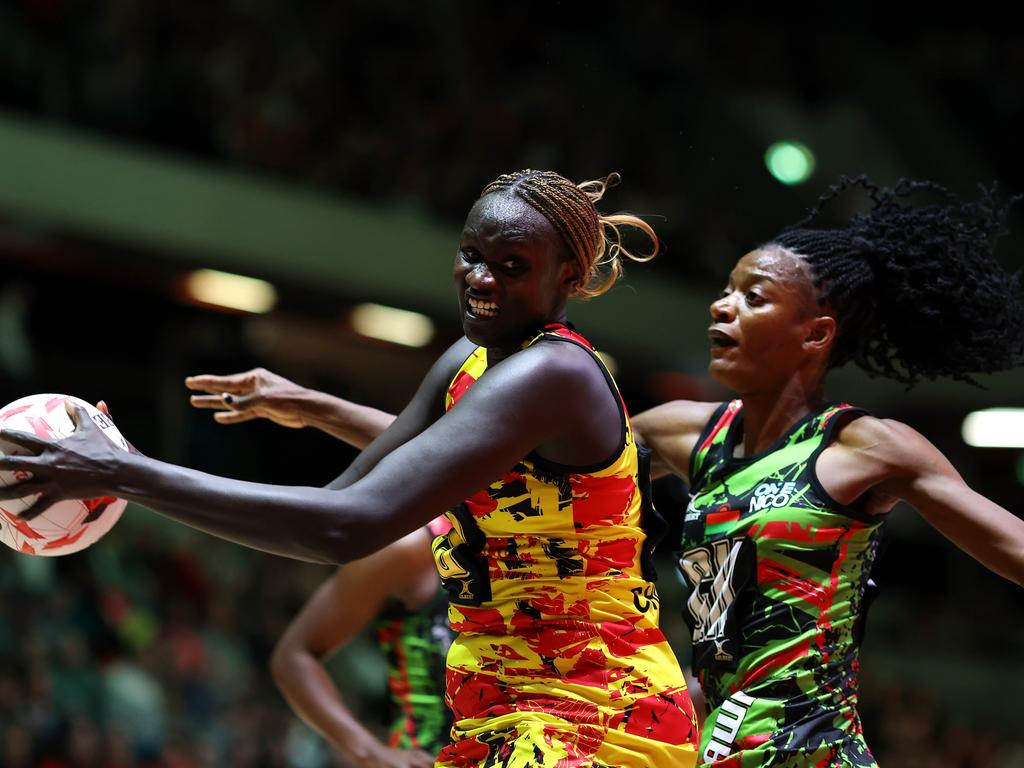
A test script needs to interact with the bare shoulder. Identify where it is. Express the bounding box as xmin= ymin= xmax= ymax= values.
xmin=836 ymin=414 xmax=913 ymax=442
xmin=834 ymin=414 xmax=943 ymax=474
xmin=508 ymin=336 xmax=609 ymax=390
